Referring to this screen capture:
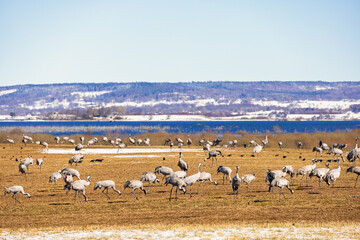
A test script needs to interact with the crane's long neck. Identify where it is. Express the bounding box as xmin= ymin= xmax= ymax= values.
xmin=198 ymin=164 xmax=202 ymax=173
xmin=356 ymin=138 xmax=358 ymax=149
